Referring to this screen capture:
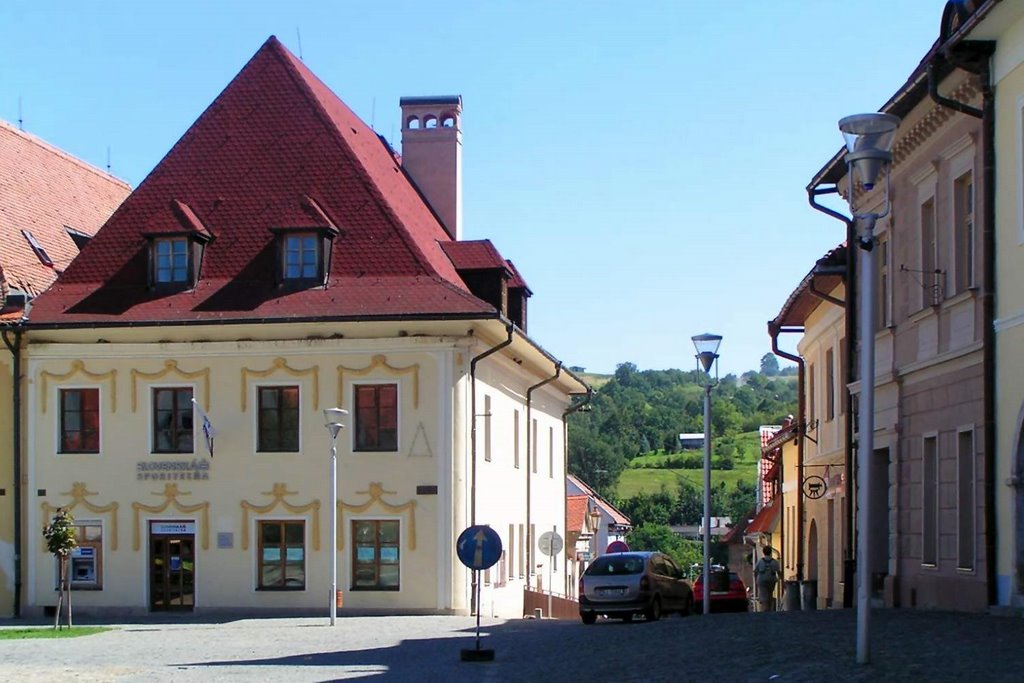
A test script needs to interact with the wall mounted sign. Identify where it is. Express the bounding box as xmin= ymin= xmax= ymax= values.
xmin=802 ymin=475 xmax=827 ymax=500
xmin=151 ymin=522 xmax=196 ymax=535
xmin=137 ymin=459 xmax=211 ymax=481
